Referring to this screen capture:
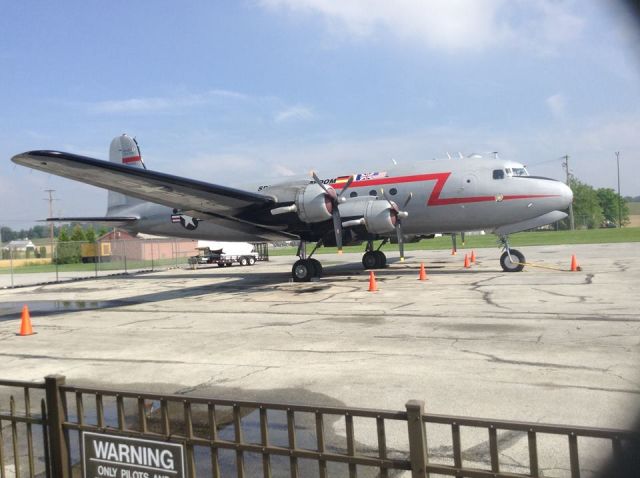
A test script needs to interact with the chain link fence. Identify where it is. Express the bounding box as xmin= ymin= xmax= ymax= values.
xmin=0 ymin=238 xmax=199 ymax=288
